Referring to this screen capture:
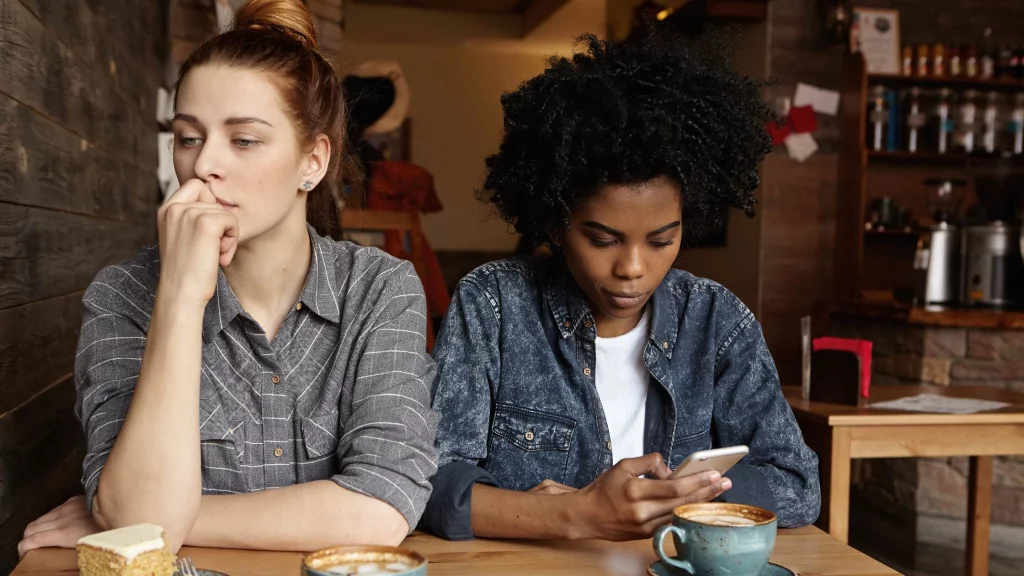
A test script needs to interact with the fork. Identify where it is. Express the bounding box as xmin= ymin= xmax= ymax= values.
xmin=176 ymin=557 xmax=199 ymax=576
